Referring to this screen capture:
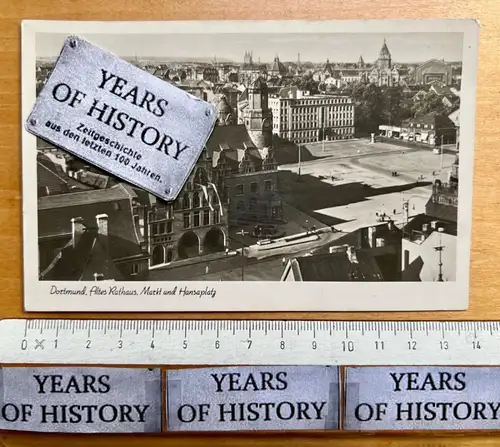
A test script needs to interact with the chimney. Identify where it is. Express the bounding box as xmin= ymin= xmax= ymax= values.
xmin=329 ymin=245 xmax=346 ymax=254
xmin=346 ymin=246 xmax=358 ymax=264
xmin=403 ymin=202 xmax=409 ymax=222
xmin=431 ymin=220 xmax=438 ymax=230
xmin=96 ymin=214 xmax=109 ymax=252
xmin=368 ymin=226 xmax=377 ymax=248
xmin=71 ymin=217 xmax=84 ymax=249
xmin=422 ymin=223 xmax=429 ymax=234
